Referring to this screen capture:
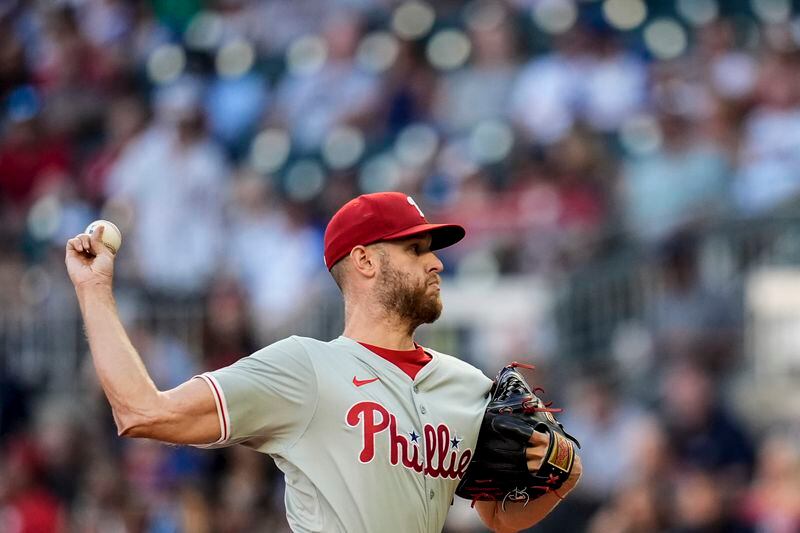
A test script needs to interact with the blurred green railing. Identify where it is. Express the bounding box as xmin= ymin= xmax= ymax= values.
xmin=0 ymin=283 xmax=347 ymax=392
xmin=554 ymin=210 xmax=800 ymax=360
xmin=6 ymin=211 xmax=800 ymax=390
